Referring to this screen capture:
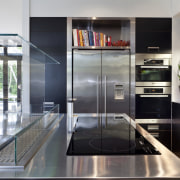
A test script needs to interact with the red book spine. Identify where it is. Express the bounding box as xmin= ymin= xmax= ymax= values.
xmin=77 ymin=29 xmax=80 ymax=46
